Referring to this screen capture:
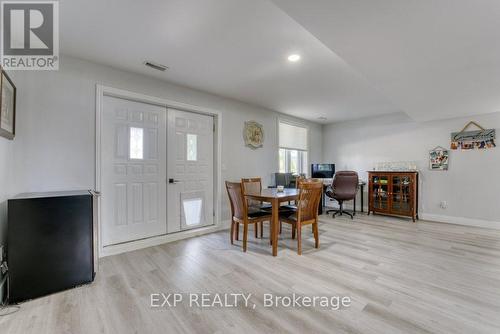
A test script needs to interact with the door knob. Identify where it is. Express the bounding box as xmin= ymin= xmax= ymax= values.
xmin=169 ymin=178 xmax=180 ymax=184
